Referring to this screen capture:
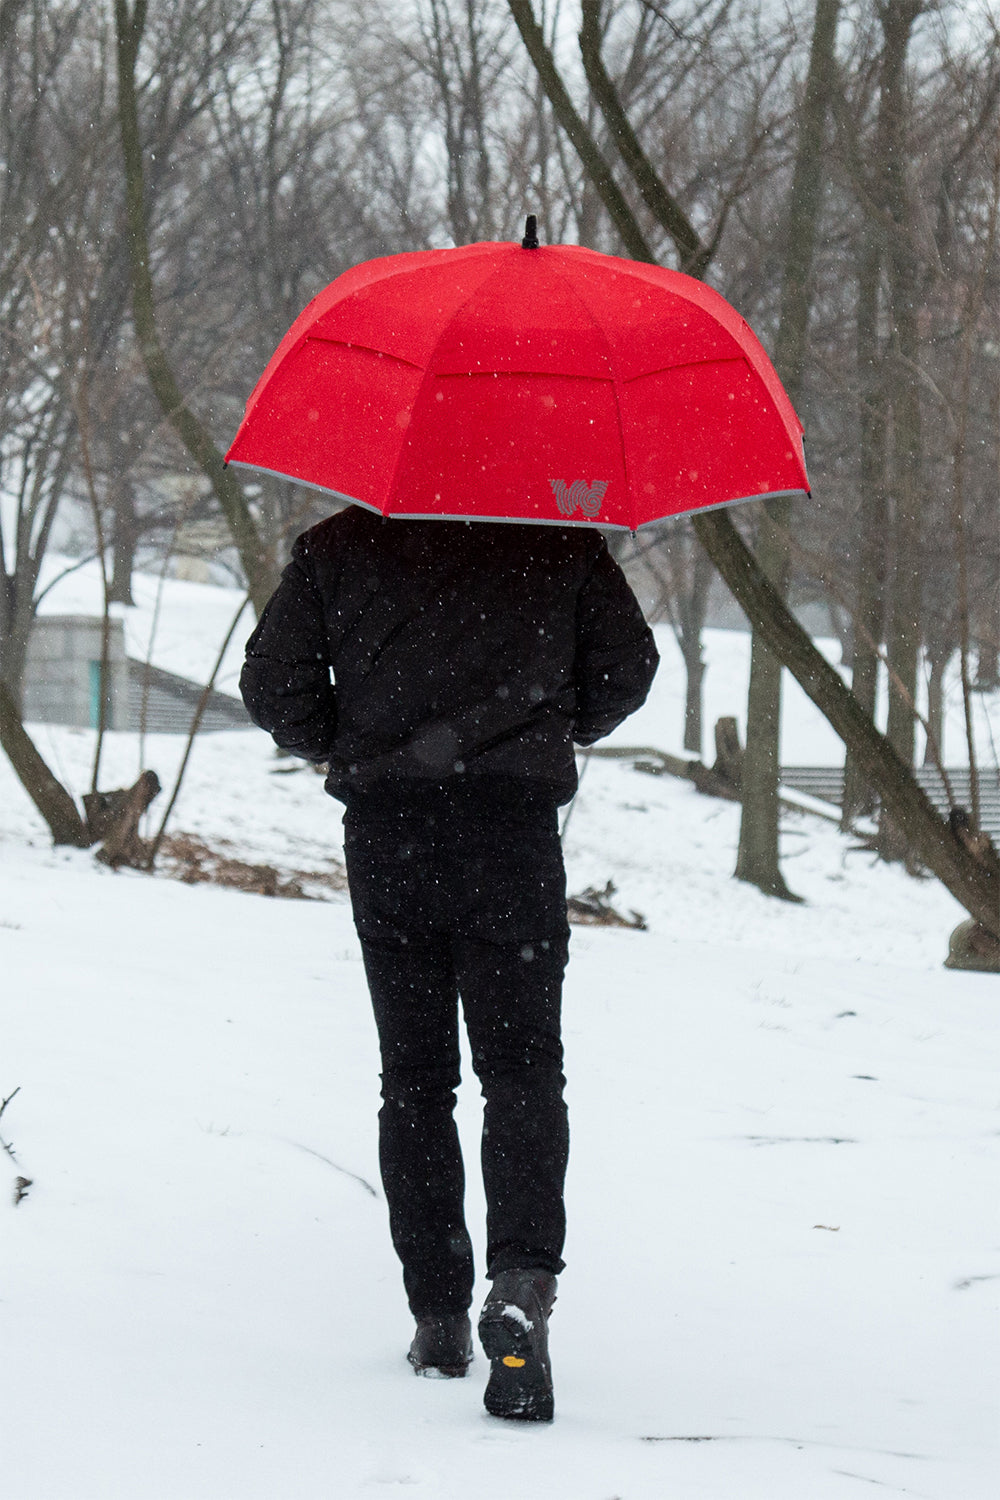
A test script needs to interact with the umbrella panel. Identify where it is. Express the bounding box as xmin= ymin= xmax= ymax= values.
xmin=390 ymin=370 xmax=630 ymax=524
xmin=308 ymin=253 xmax=509 ymax=373
xmin=429 ymin=256 xmax=615 ymax=378
xmin=232 ymin=340 xmax=422 ymax=512
xmin=556 ymin=262 xmax=743 ymax=382
xmin=621 ymin=361 xmax=808 ymax=522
